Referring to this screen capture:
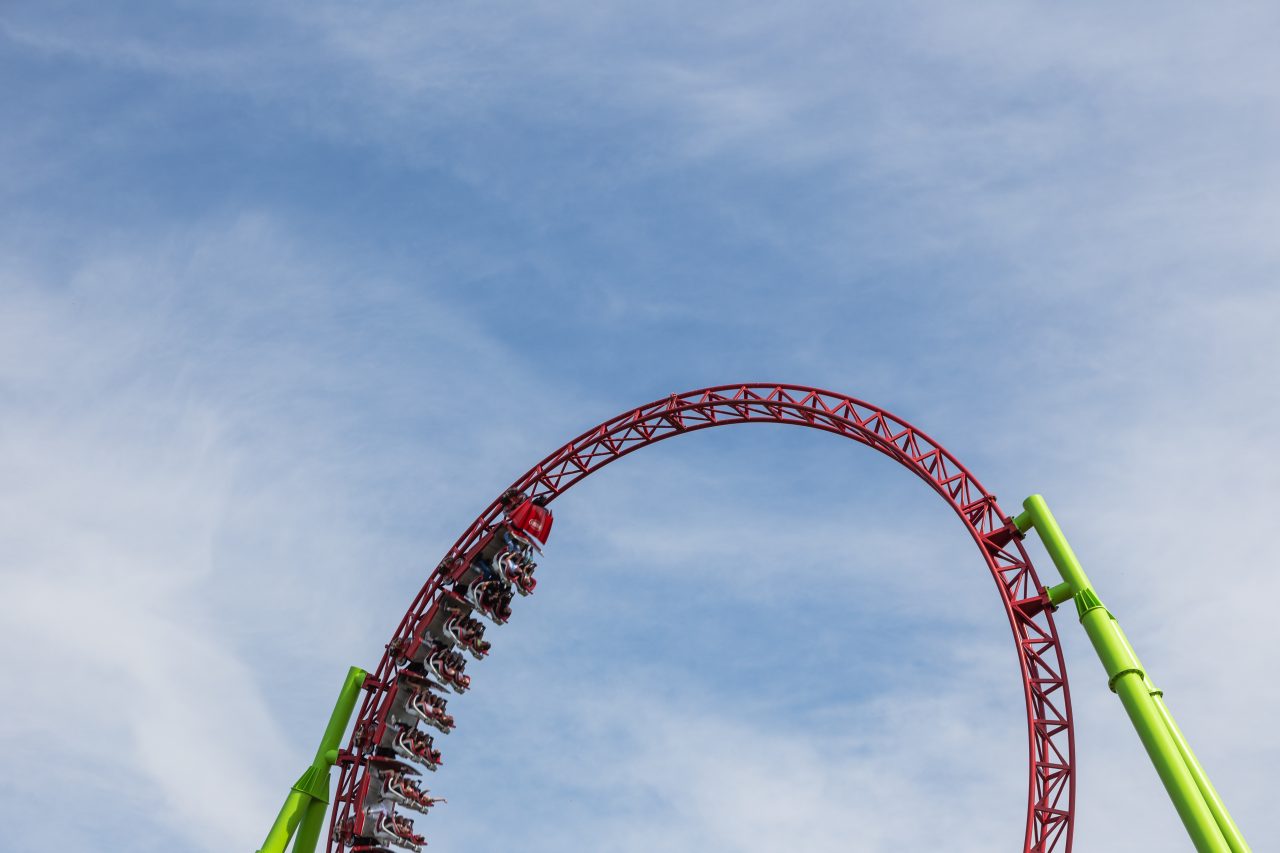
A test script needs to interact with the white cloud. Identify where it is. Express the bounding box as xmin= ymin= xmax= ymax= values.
xmin=3 ymin=3 xmax=1278 ymax=851
xmin=0 ymin=214 xmax=574 ymax=851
